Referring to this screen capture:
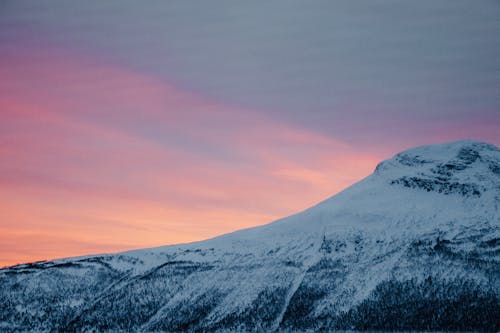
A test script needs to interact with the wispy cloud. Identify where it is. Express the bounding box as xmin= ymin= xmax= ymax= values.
xmin=0 ymin=45 xmax=380 ymax=266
